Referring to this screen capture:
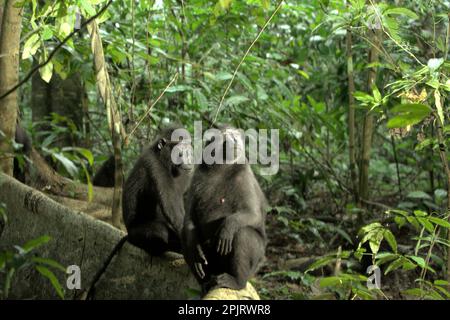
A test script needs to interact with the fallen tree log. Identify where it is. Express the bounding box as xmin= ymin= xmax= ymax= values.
xmin=0 ymin=173 xmax=198 ymax=299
